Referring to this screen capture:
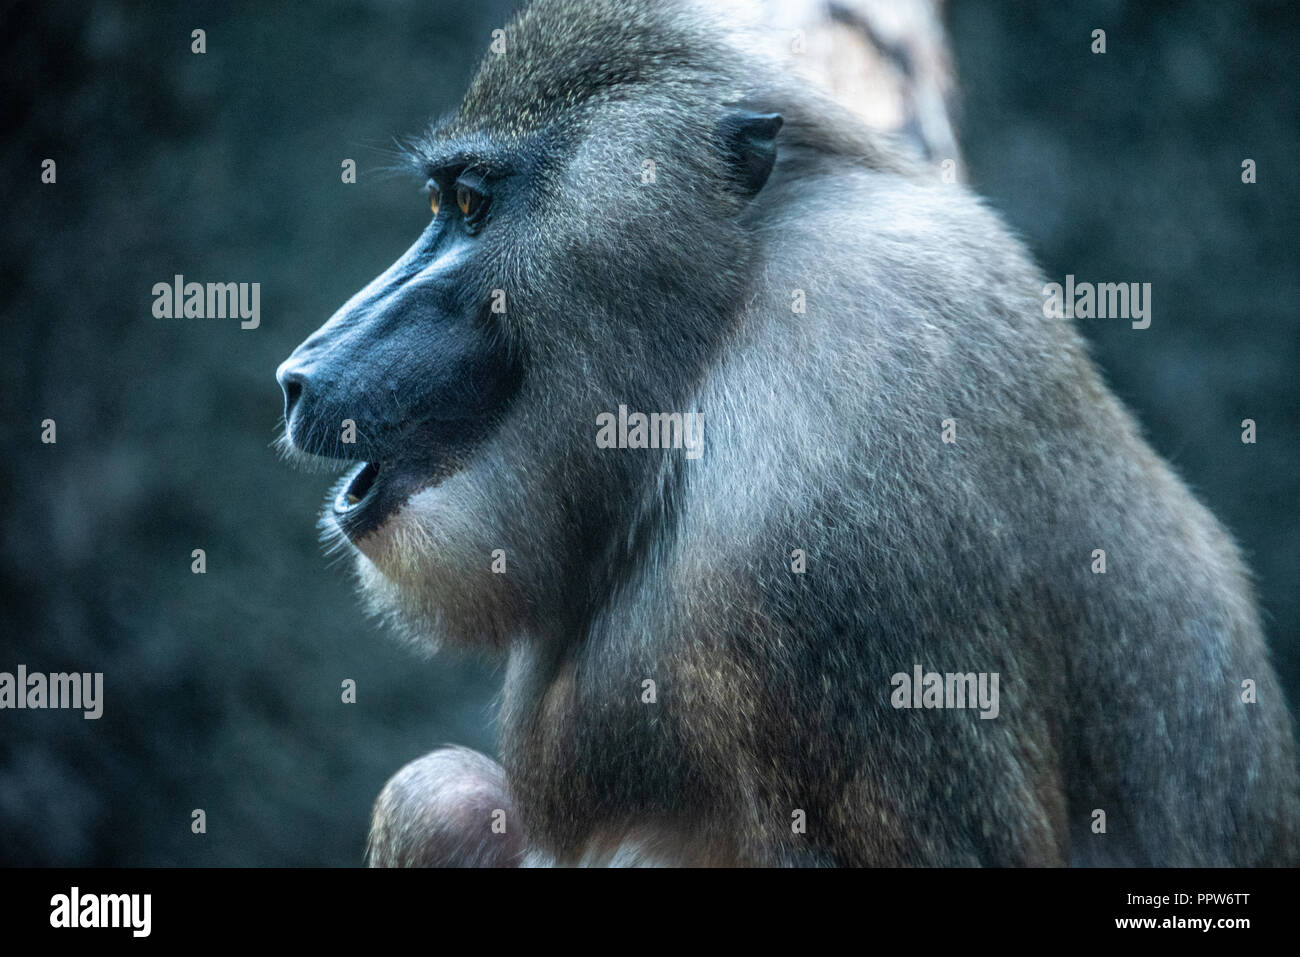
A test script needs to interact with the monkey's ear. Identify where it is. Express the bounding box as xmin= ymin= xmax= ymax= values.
xmin=716 ymin=109 xmax=783 ymax=198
